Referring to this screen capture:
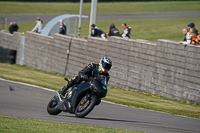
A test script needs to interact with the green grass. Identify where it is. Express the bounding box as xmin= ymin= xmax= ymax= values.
xmin=1 ymin=1 xmax=200 ymax=41
xmin=4 ymin=17 xmax=200 ymax=42
xmin=1 ymin=1 xmax=200 ymax=132
xmin=0 ymin=116 xmax=144 ymax=133
xmin=0 ymin=1 xmax=200 ymax=14
xmin=0 ymin=63 xmax=200 ymax=119
xmin=81 ymin=17 xmax=200 ymax=41
xmin=105 ymin=87 xmax=200 ymax=118
xmin=0 ymin=64 xmax=68 ymax=90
